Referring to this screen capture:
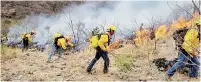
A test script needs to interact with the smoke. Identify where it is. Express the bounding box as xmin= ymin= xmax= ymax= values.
xmin=6 ymin=1 xmax=192 ymax=46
